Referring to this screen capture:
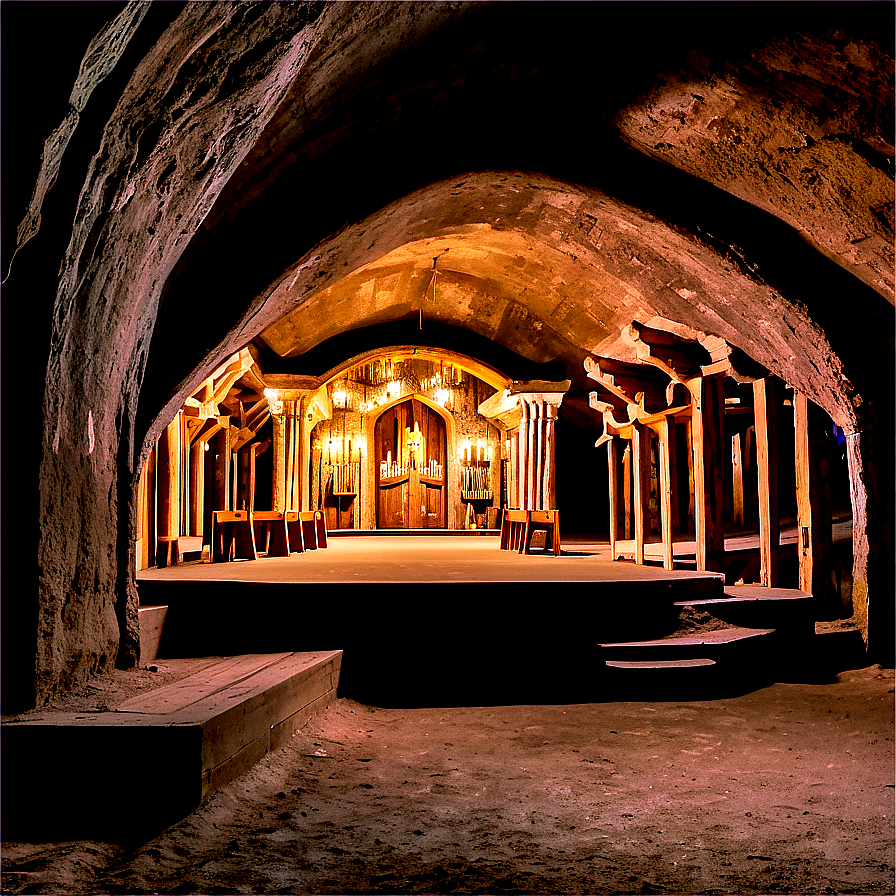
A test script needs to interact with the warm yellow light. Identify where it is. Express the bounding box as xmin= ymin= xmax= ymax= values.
xmin=332 ymin=389 xmax=347 ymax=409
xmin=263 ymin=388 xmax=284 ymax=415
xmin=434 ymin=388 xmax=449 ymax=406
